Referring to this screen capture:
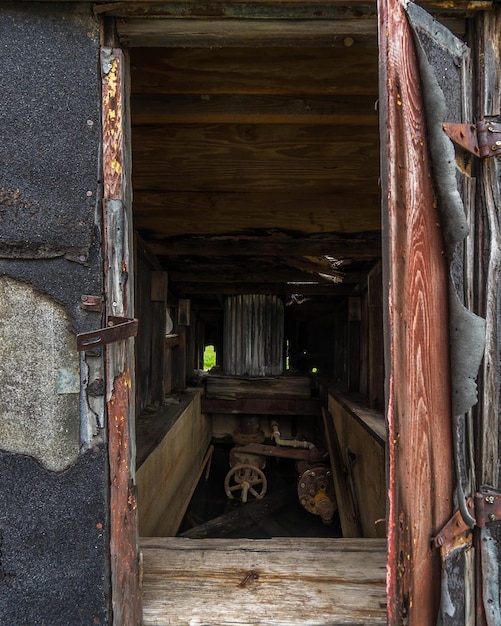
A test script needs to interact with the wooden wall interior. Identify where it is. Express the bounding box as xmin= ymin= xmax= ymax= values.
xmin=129 ymin=38 xmax=384 ymax=399
xmin=326 ymin=393 xmax=386 ymax=538
xmin=127 ymin=19 xmax=388 ymax=541
xmin=136 ymin=391 xmax=211 ymax=536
